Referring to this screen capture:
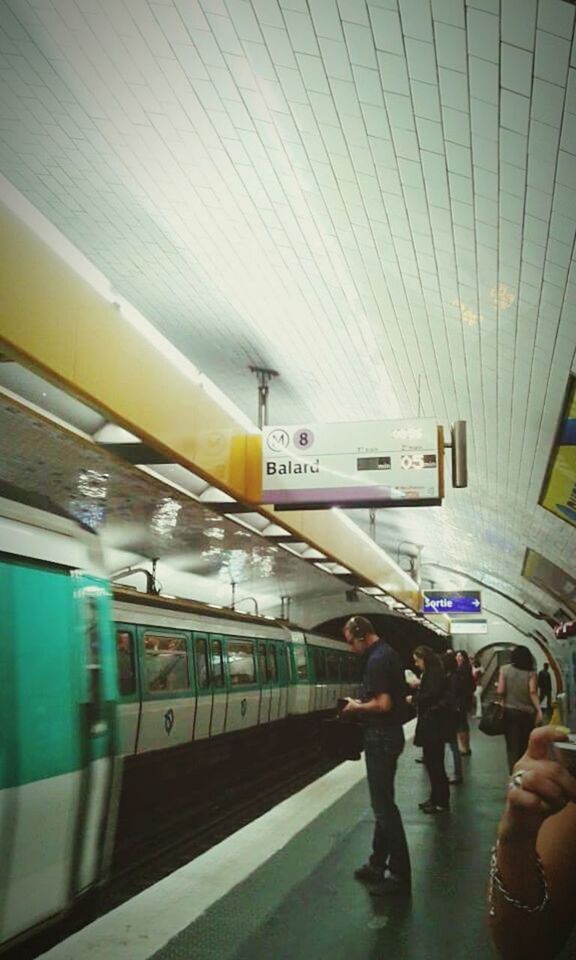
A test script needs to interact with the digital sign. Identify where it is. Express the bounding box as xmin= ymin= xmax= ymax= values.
xmin=261 ymin=419 xmax=442 ymax=509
